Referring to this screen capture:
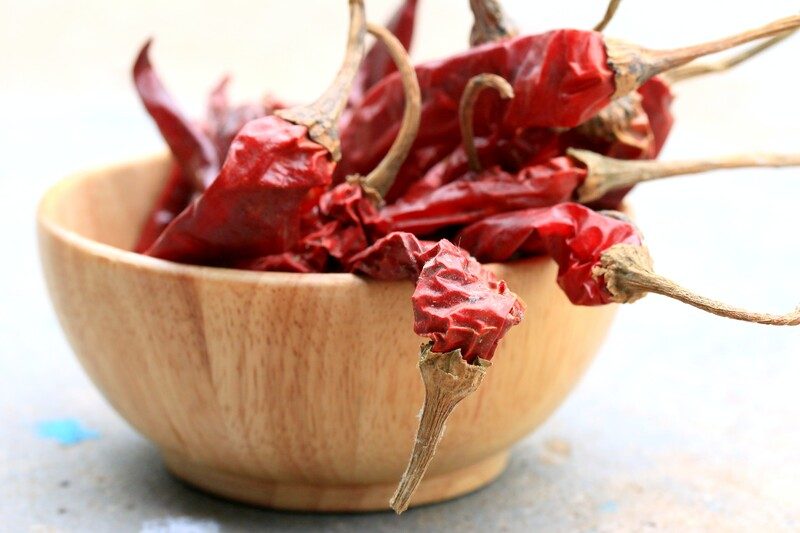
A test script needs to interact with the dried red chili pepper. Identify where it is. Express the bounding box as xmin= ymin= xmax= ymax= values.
xmin=145 ymin=0 xmax=366 ymax=264
xmin=347 ymin=230 xmax=525 ymax=512
xmin=387 ymin=147 xmax=800 ymax=237
xmin=133 ymin=40 xmax=220 ymax=190
xmin=456 ymin=203 xmax=800 ymax=325
xmin=133 ymin=163 xmax=194 ymax=253
xmin=133 ymin=55 xmax=283 ymax=253
xmin=236 ymin=20 xmax=422 ymax=274
xmin=347 ymin=0 xmax=418 ymax=109
xmin=339 ymin=15 xmax=799 ymax=201
xmin=391 ymin=237 xmax=524 ymax=513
